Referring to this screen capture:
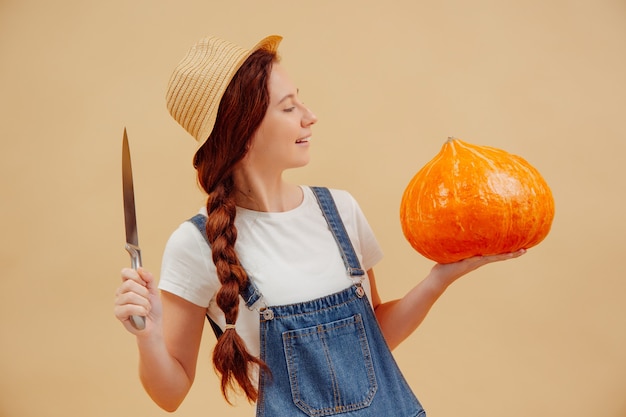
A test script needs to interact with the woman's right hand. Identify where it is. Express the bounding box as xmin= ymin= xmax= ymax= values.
xmin=114 ymin=267 xmax=162 ymax=334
